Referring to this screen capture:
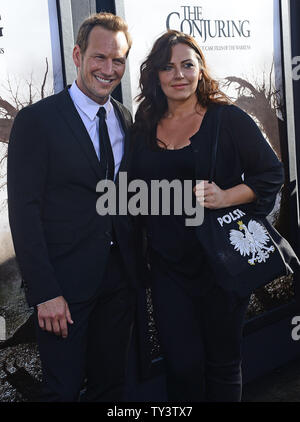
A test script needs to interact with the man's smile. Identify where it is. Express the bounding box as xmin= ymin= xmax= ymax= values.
xmin=95 ymin=75 xmax=114 ymax=84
